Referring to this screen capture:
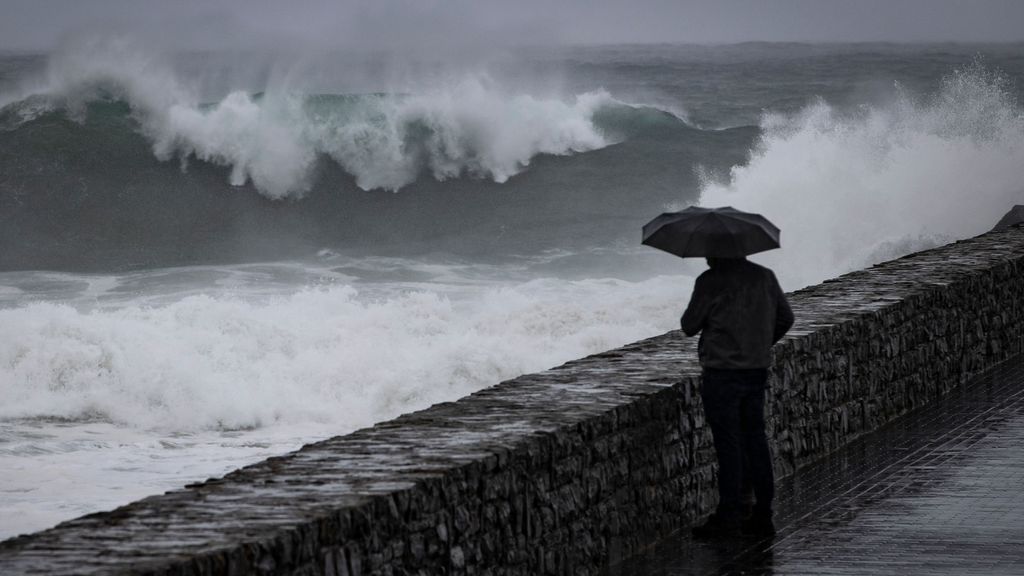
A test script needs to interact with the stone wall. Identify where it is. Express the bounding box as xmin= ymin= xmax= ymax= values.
xmin=2 ymin=225 xmax=1024 ymax=576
